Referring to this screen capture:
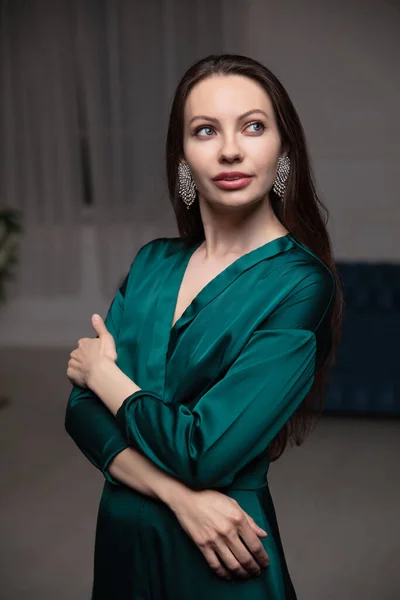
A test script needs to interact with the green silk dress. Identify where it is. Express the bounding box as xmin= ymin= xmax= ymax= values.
xmin=65 ymin=232 xmax=335 ymax=600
